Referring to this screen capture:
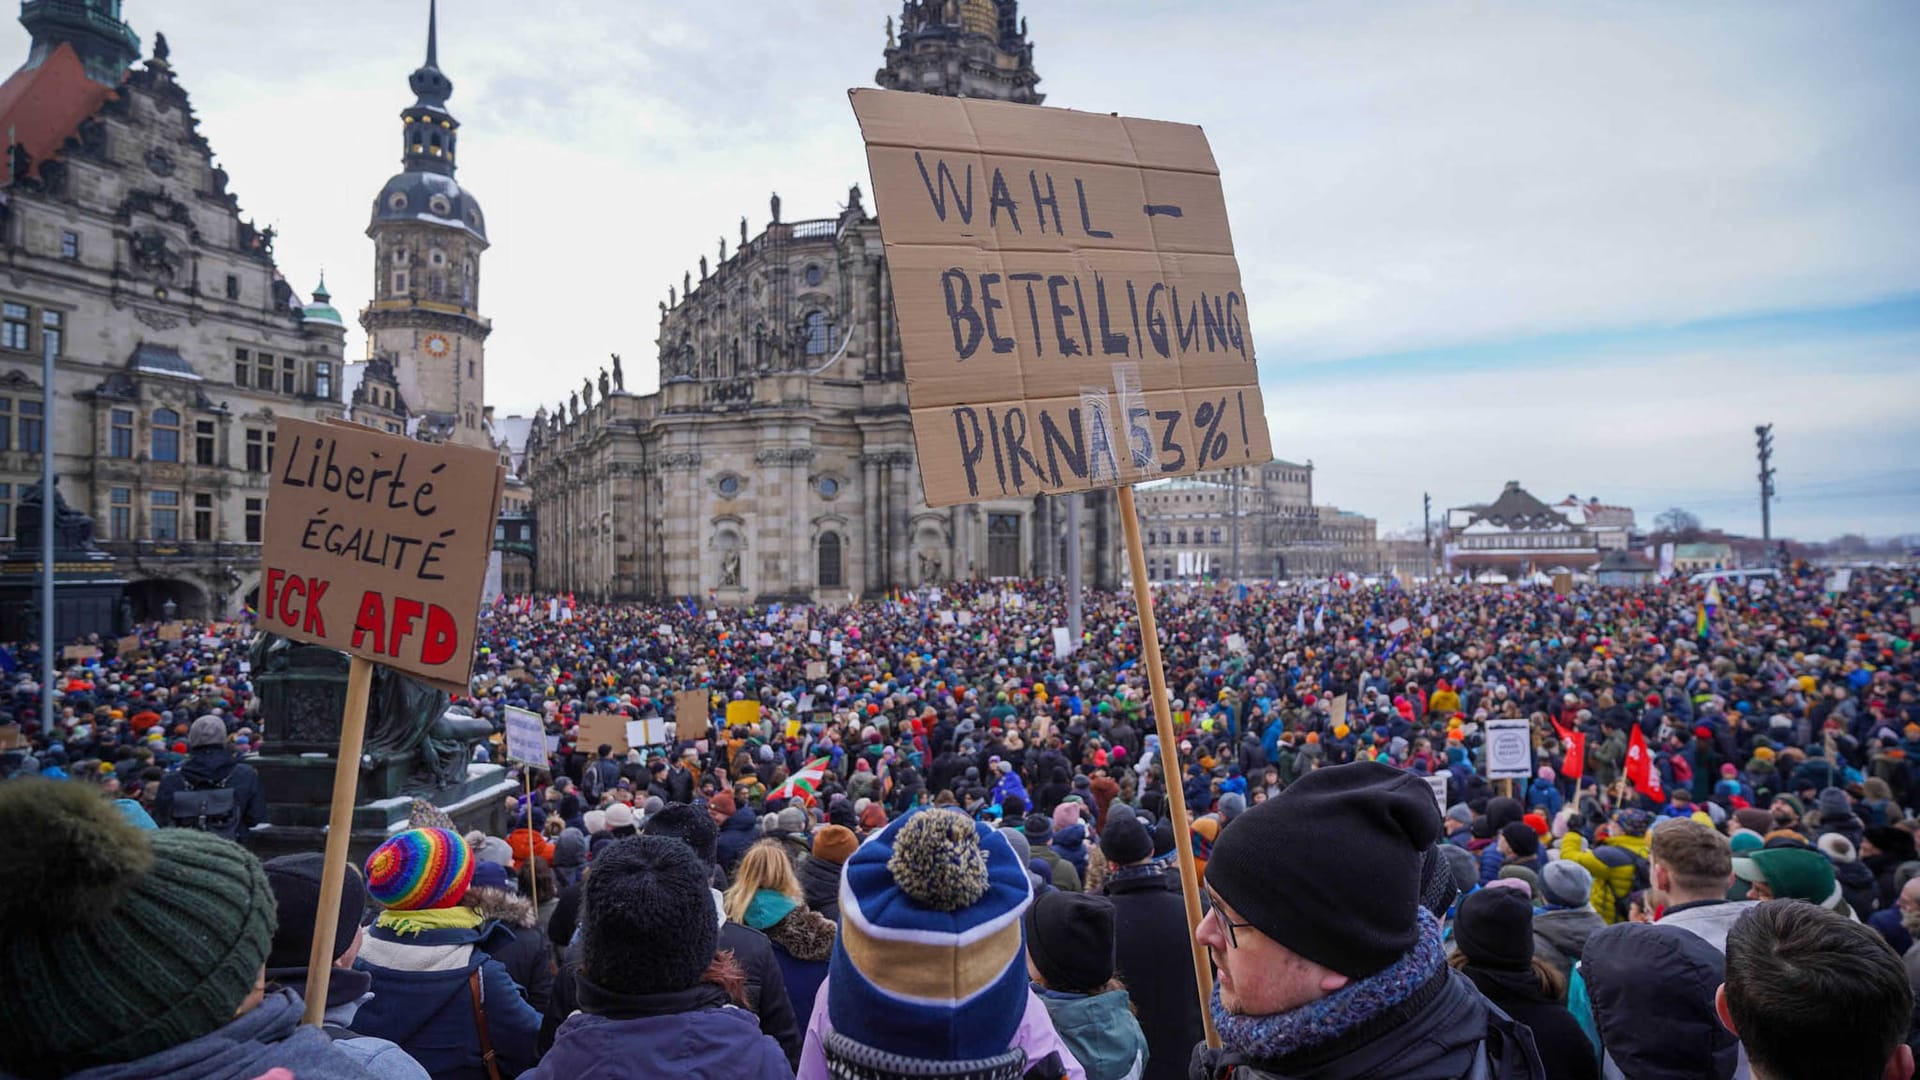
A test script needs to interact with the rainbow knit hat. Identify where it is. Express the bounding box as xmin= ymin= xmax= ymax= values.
xmin=365 ymin=828 xmax=473 ymax=911
xmin=828 ymin=808 xmax=1032 ymax=1070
